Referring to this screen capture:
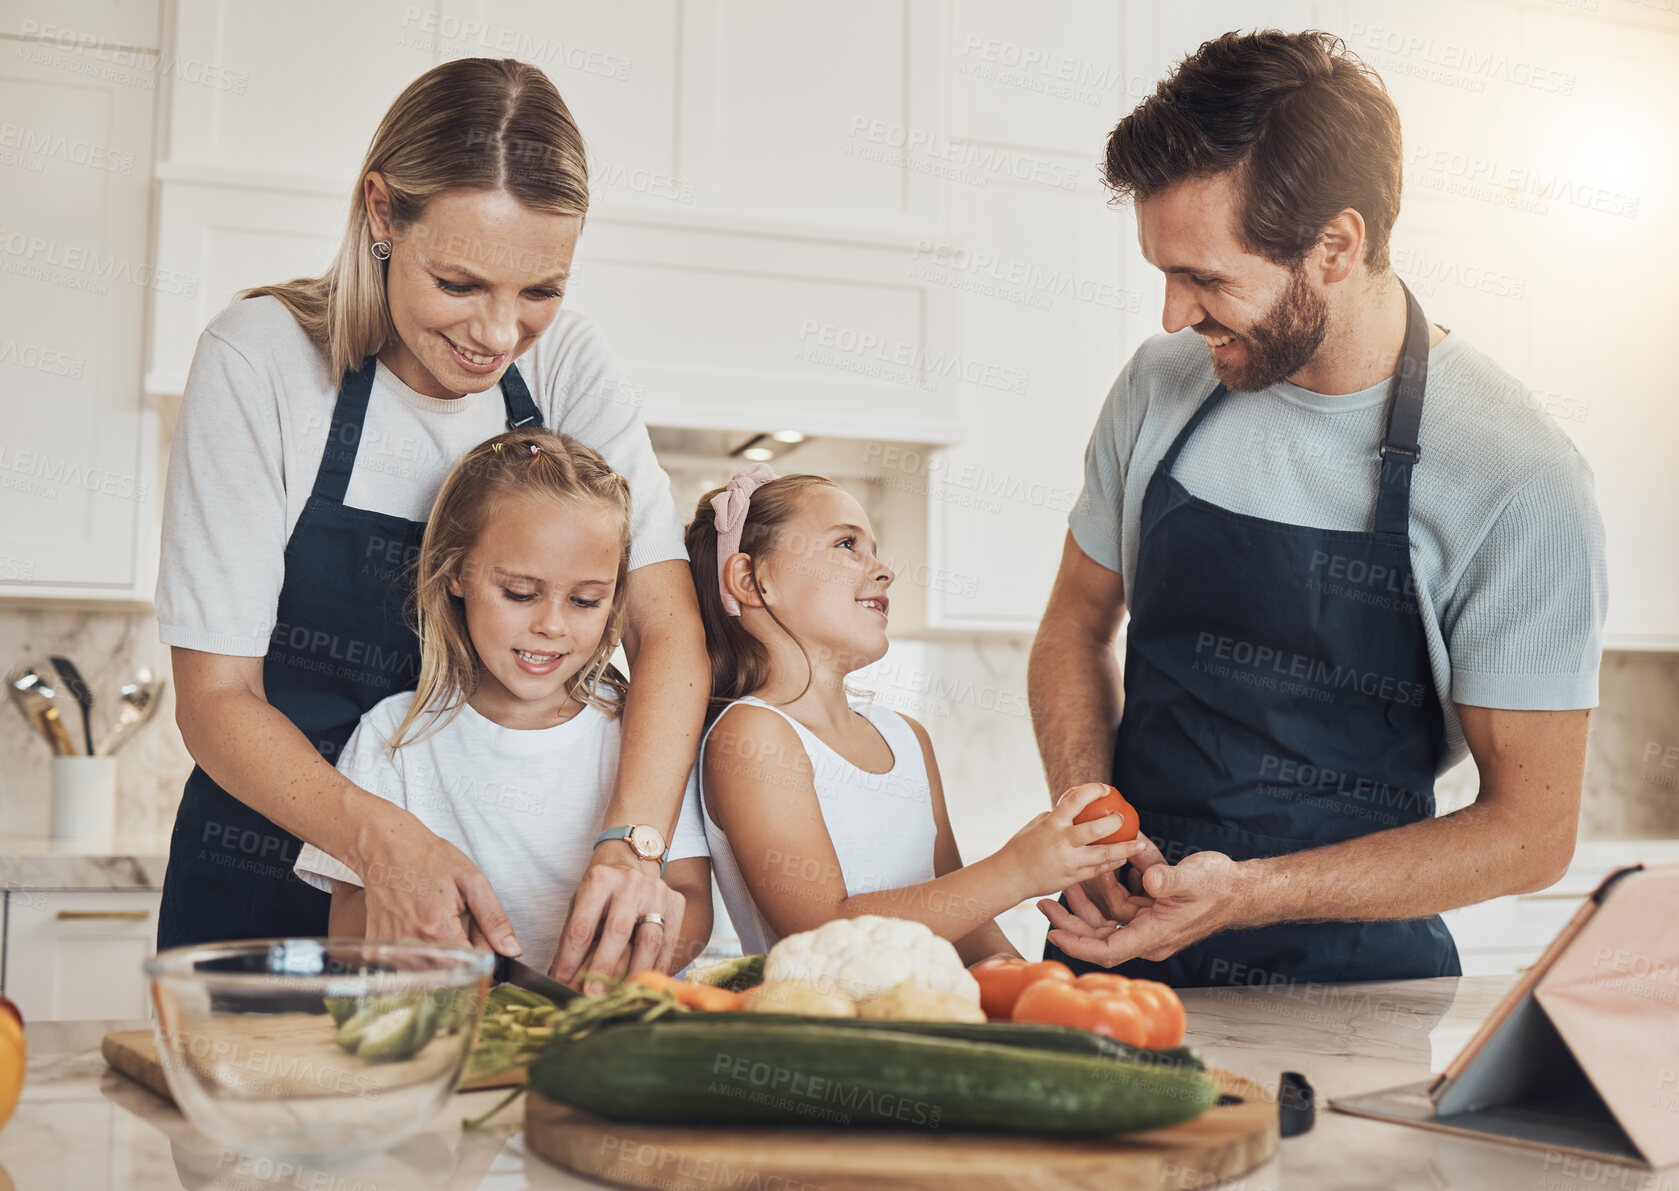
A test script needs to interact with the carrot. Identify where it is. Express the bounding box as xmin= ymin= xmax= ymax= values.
xmin=627 ymin=970 xmax=674 ymax=992
xmin=681 ymin=984 xmax=746 ymax=1012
